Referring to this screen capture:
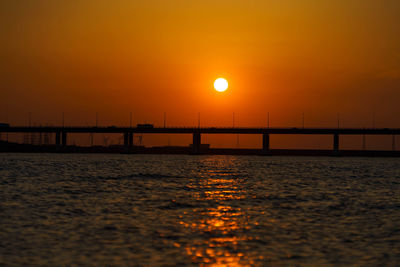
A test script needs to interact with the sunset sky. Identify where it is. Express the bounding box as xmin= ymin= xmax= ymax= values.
xmin=1 ymin=1 xmax=399 ymax=148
